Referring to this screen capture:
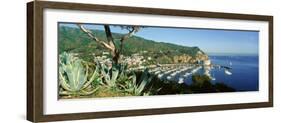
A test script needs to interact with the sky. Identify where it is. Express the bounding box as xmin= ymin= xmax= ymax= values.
xmin=59 ymin=23 xmax=259 ymax=55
